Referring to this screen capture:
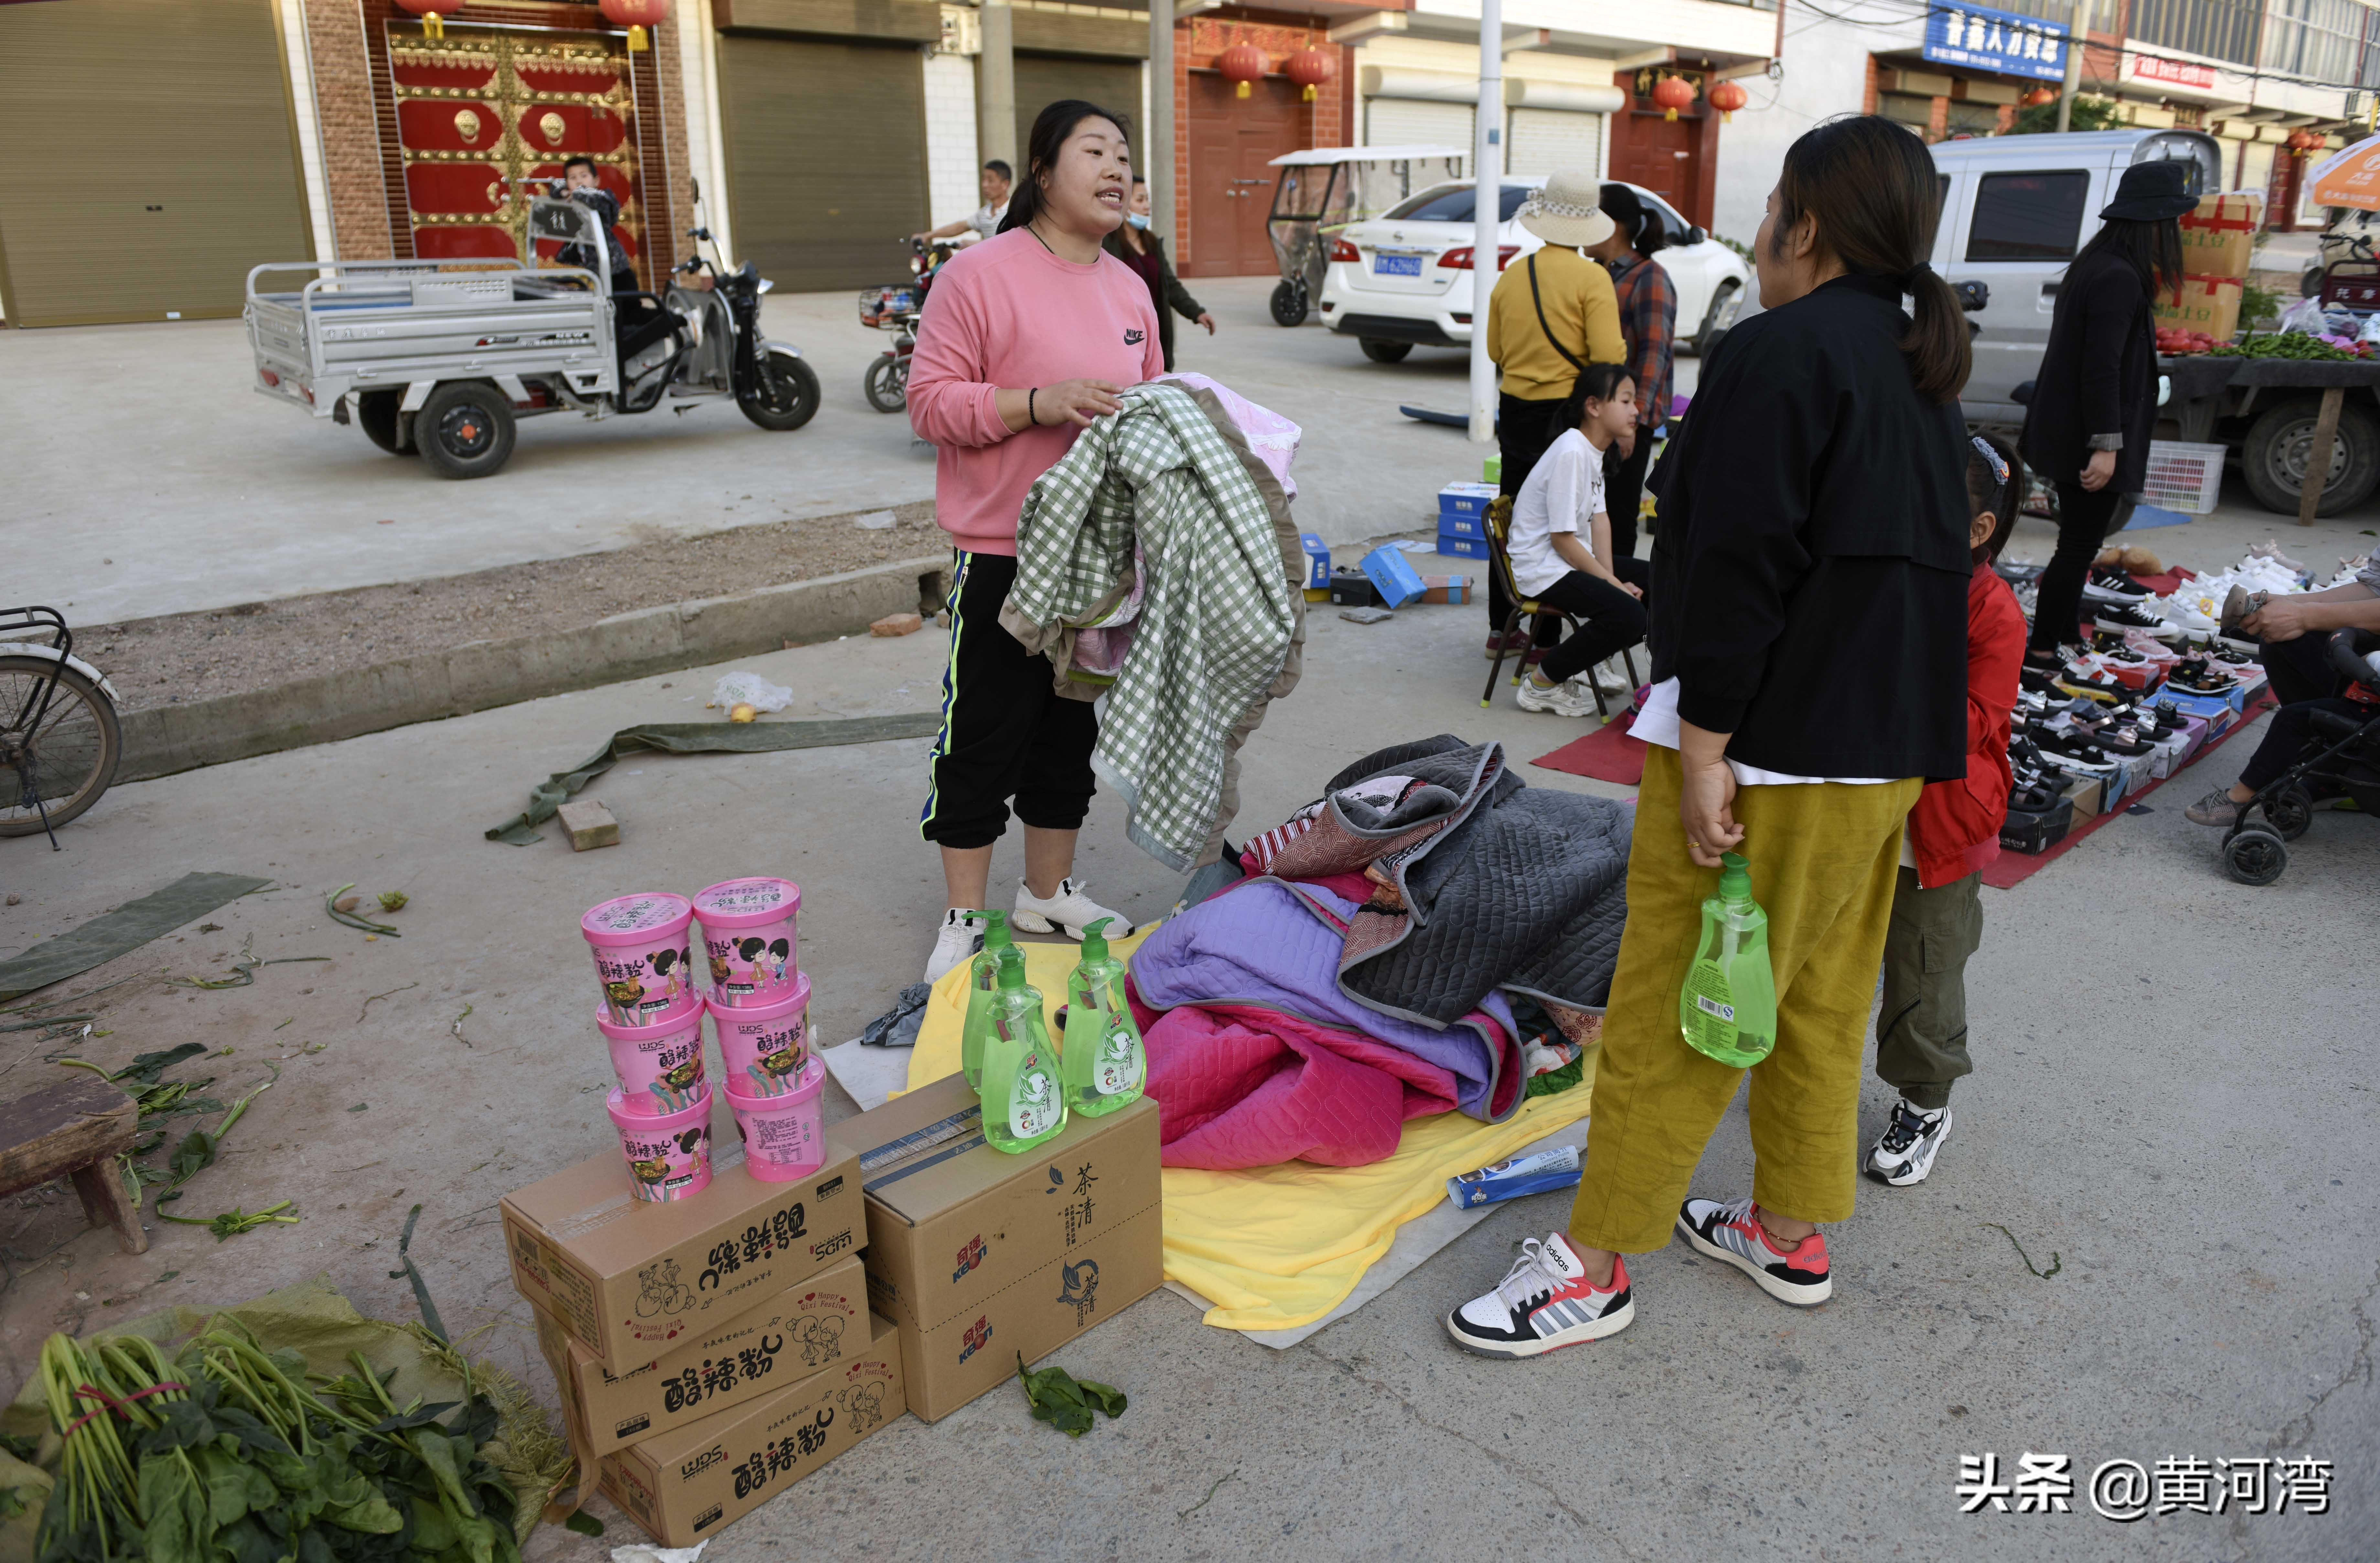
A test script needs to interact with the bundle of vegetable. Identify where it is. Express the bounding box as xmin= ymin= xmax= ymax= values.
xmin=2210 ymin=331 xmax=2368 ymax=360
xmin=33 ymin=1321 xmax=522 ymax=1563
xmin=2154 ymin=325 xmax=2218 ymax=354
